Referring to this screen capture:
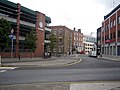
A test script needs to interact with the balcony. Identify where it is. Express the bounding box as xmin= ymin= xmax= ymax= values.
xmin=20 ymin=20 xmax=35 ymax=27
xmin=0 ymin=14 xmax=16 ymax=23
